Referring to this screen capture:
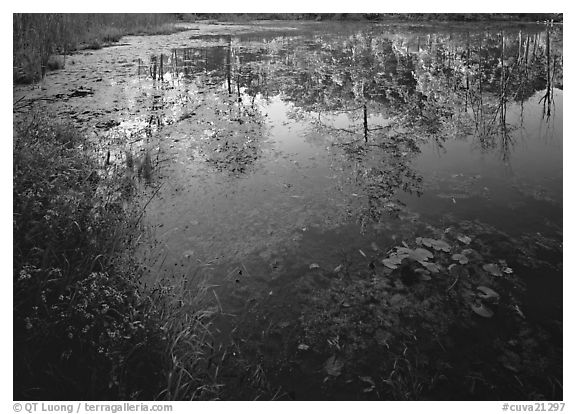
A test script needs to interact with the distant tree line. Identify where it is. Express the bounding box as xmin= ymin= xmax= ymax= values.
xmin=178 ymin=13 xmax=562 ymax=23
xmin=14 ymin=12 xmax=562 ymax=84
